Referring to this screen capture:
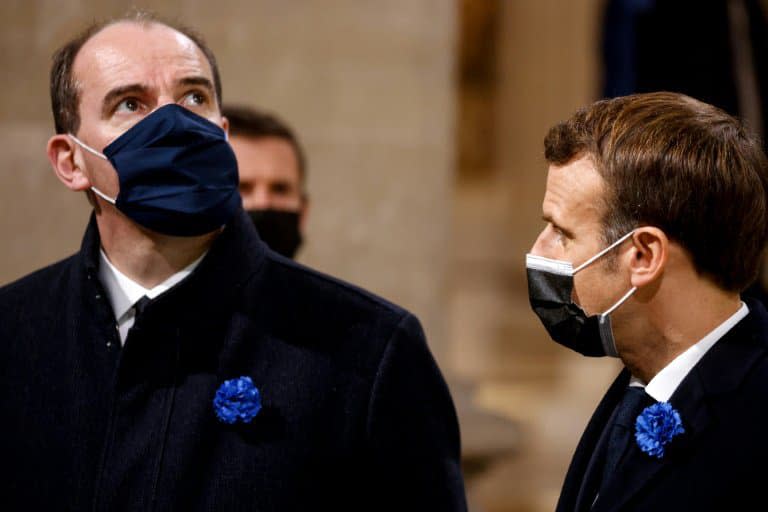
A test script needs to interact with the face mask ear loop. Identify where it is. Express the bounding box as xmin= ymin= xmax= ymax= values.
xmin=68 ymin=134 xmax=117 ymax=205
xmin=68 ymin=134 xmax=108 ymax=160
xmin=600 ymin=286 xmax=637 ymax=319
xmin=573 ymin=230 xmax=636 ymax=274
xmin=90 ymin=186 xmax=117 ymax=205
